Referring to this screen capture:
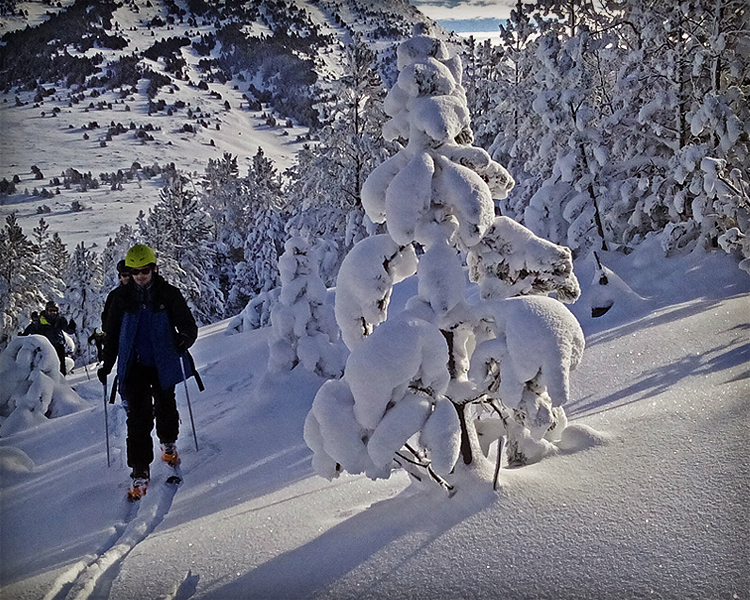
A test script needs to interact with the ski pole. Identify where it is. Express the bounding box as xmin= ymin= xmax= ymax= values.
xmin=85 ymin=342 xmax=91 ymax=380
xmin=179 ymin=356 xmax=199 ymax=452
xmin=103 ymin=381 xmax=111 ymax=467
